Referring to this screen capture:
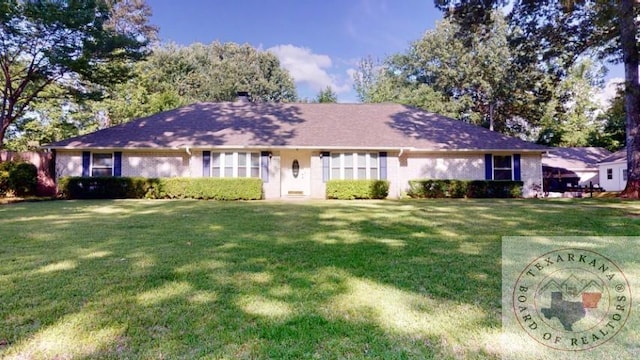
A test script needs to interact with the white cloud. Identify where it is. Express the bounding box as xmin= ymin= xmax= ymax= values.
xmin=346 ymin=68 xmax=358 ymax=80
xmin=596 ymin=77 xmax=624 ymax=108
xmin=267 ymin=44 xmax=353 ymax=94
